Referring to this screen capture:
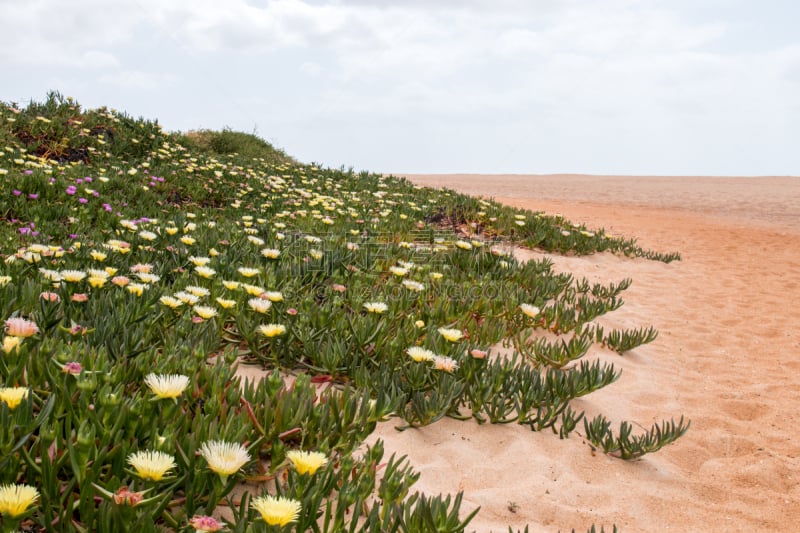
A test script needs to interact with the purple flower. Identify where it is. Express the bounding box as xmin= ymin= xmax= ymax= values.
xmin=103 ymin=203 xmax=112 ymax=212
xmin=76 ymin=178 xmax=83 ymax=184
xmin=84 ymin=177 xmax=92 ymax=182
xmin=12 ymin=190 xmax=21 ymax=196
xmin=49 ymin=178 xmax=56 ymax=184
xmin=78 ymin=197 xmax=88 ymax=204
xmin=66 ymin=186 xmax=77 ymax=195
xmin=69 ymin=234 xmax=79 ymax=239
xmin=28 ymin=193 xmax=39 ymax=199
xmin=23 ymin=170 xmax=33 ymax=175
